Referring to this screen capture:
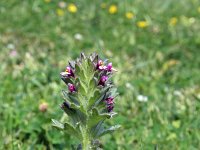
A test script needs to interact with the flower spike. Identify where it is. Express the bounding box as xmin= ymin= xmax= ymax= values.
xmin=52 ymin=53 xmax=120 ymax=149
